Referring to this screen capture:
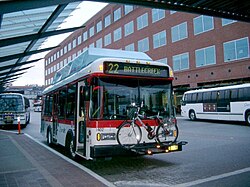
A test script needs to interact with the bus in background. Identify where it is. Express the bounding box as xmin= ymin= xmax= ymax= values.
xmin=33 ymin=95 xmax=42 ymax=112
xmin=41 ymin=48 xmax=186 ymax=160
xmin=181 ymin=83 xmax=250 ymax=125
xmin=0 ymin=93 xmax=30 ymax=128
